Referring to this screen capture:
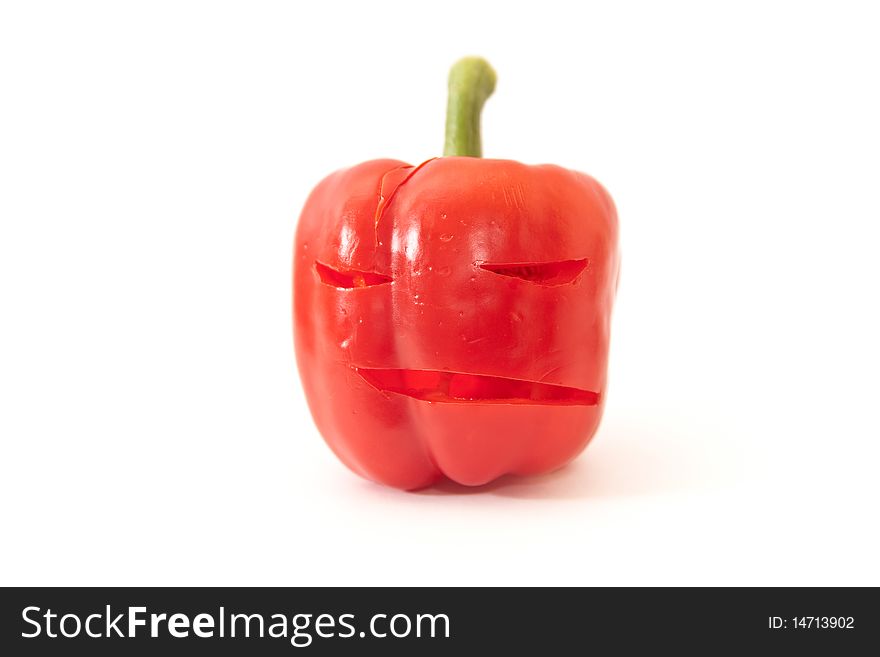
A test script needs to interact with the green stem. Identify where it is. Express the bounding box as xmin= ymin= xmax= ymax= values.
xmin=443 ymin=57 xmax=497 ymax=157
